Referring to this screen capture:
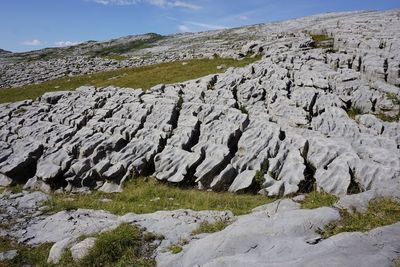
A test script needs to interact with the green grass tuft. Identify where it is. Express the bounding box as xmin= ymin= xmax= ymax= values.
xmin=321 ymin=198 xmax=400 ymax=238
xmin=0 ymin=56 xmax=260 ymax=104
xmin=310 ymin=34 xmax=334 ymax=49
xmin=46 ymin=177 xmax=274 ymax=216
xmin=78 ymin=223 xmax=155 ymax=267
xmin=192 ymin=220 xmax=231 ymax=235
xmin=376 ymin=112 xmax=400 ymax=122
xmin=0 ymin=236 xmax=53 ymax=267
xmin=347 ymin=105 xmax=364 ymax=119
xmin=300 ymin=191 xmax=339 ymax=209
xmin=168 ymin=245 xmax=183 ymax=254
